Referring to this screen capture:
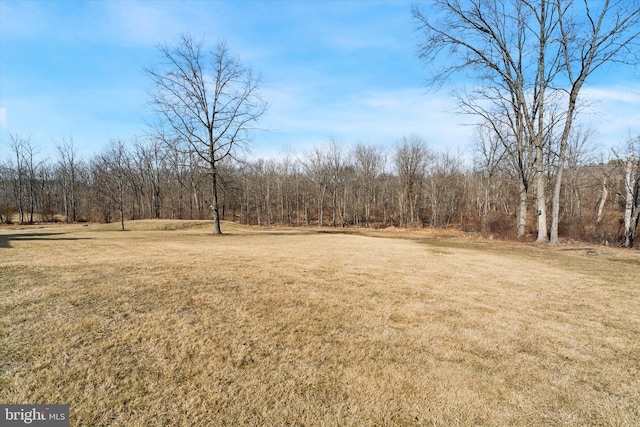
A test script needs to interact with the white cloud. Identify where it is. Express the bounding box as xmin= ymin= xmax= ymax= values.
xmin=581 ymin=86 xmax=640 ymax=104
xmin=252 ymin=83 xmax=472 ymax=159
xmin=253 ymin=80 xmax=640 ymax=160
xmin=579 ymin=84 xmax=640 ymax=146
